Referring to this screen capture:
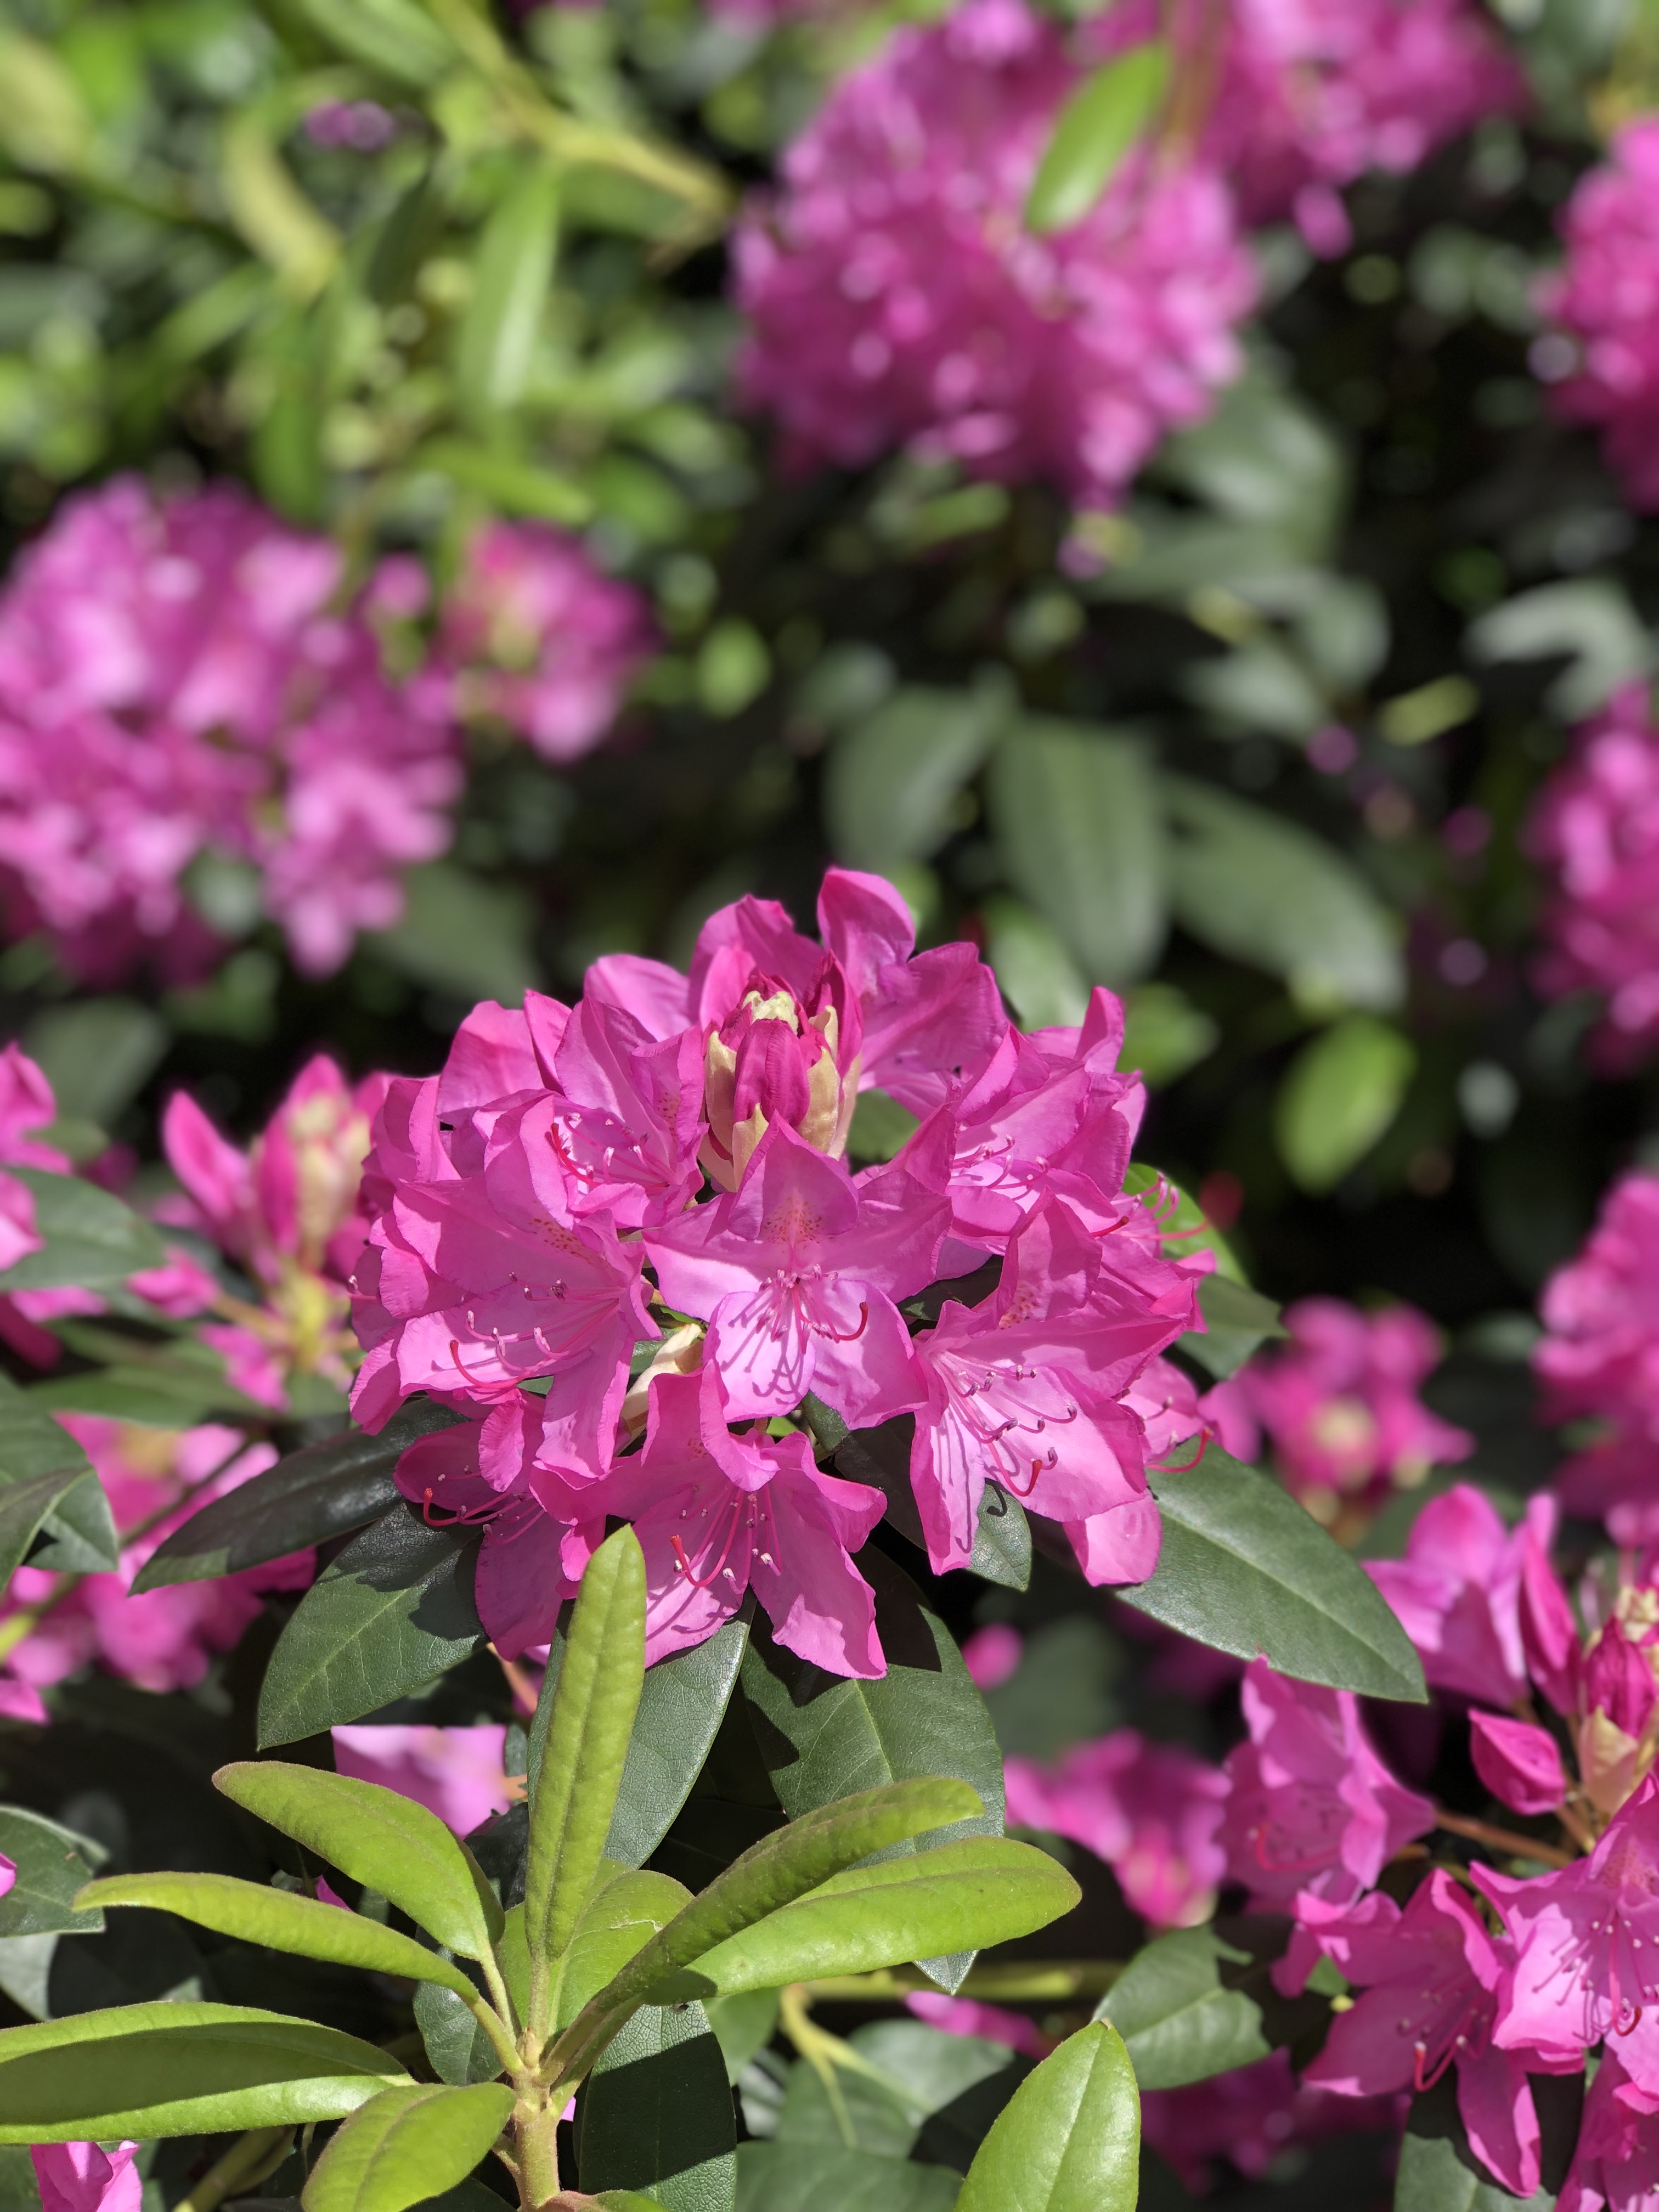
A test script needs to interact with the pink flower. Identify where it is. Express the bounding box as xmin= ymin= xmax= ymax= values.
xmin=1470 ymin=1711 xmax=1569 ymax=1819
xmin=1139 ymin=2049 xmax=1404 ymax=2195
xmin=732 ymin=0 xmax=1258 ymax=516
xmin=960 ymin=1622 xmax=1023 ymax=1691
xmin=1219 ymin=1660 xmax=1434 ymax=1912
xmin=1202 ymin=1296 xmax=1472 ymax=1530
xmin=435 ymin=521 xmax=653 ymax=765
xmin=903 ymin=1990 xmax=1052 ymax=2060
xmin=1365 ymin=1485 xmax=1541 ymax=1709
xmin=30 ymin=2143 xmax=141 ymax=2212
xmin=0 ymin=476 xmax=460 ymax=983
xmin=1540 ymin=122 xmax=1659 ymax=512
xmin=1560 ymin=2049 xmax=1659 ymax=2212
xmin=331 ymin=1724 xmax=516 ymax=1836
xmin=1297 ymin=1871 xmax=1547 ymax=2198
xmin=1528 ymin=690 xmax=1659 ymax=1073
xmin=1005 ymin=1728 xmax=1227 ymax=1927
